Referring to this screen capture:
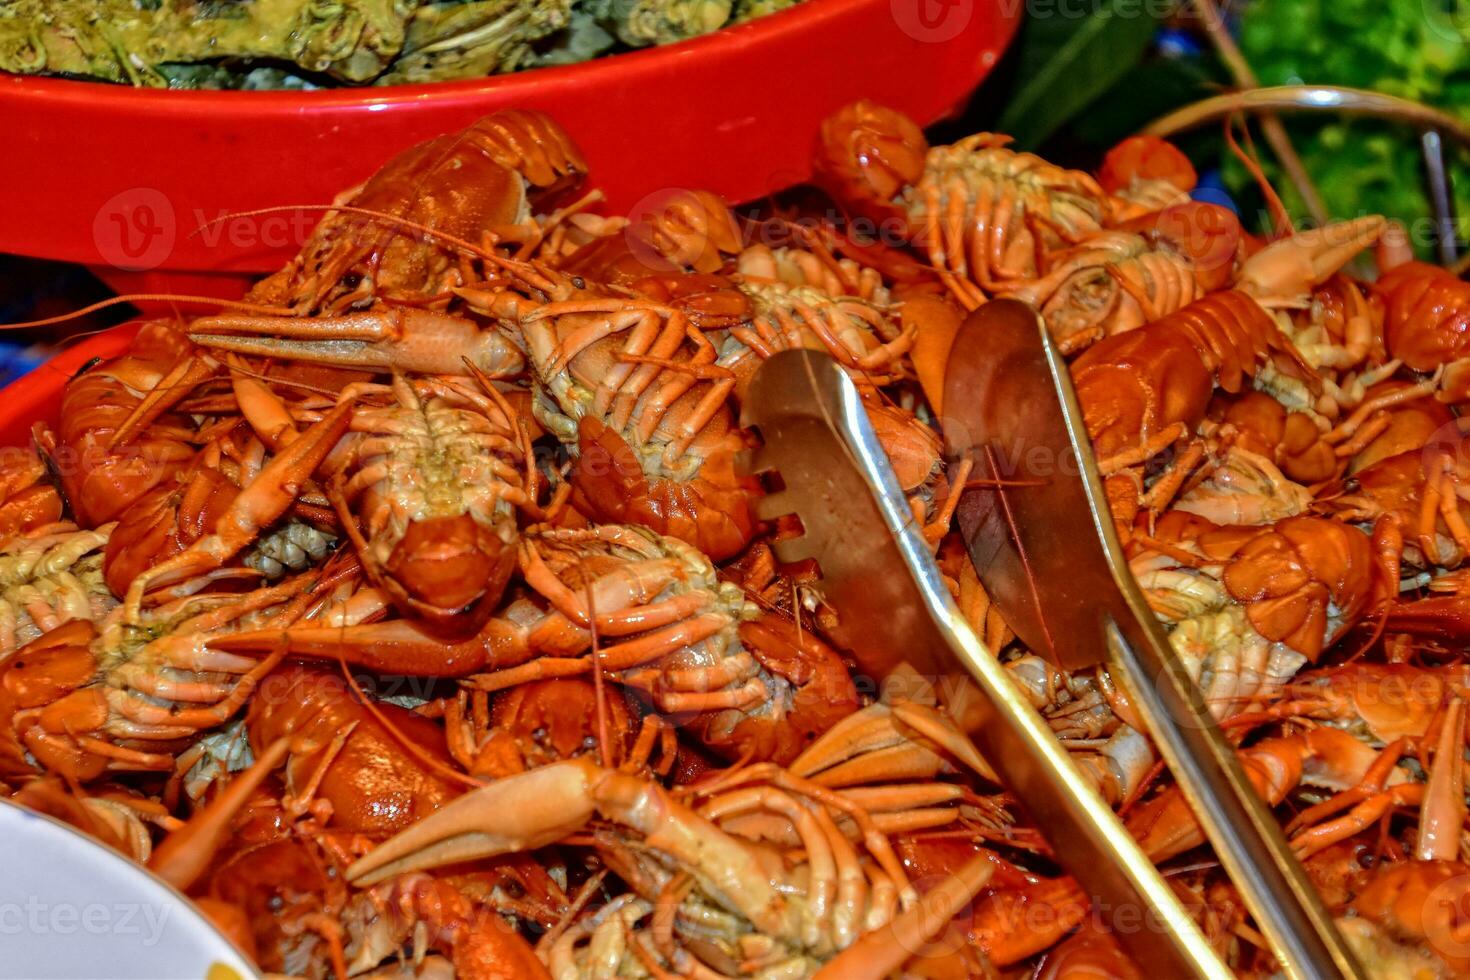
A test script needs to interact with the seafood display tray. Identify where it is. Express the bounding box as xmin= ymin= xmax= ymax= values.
xmin=9 ymin=78 xmax=1467 ymax=975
